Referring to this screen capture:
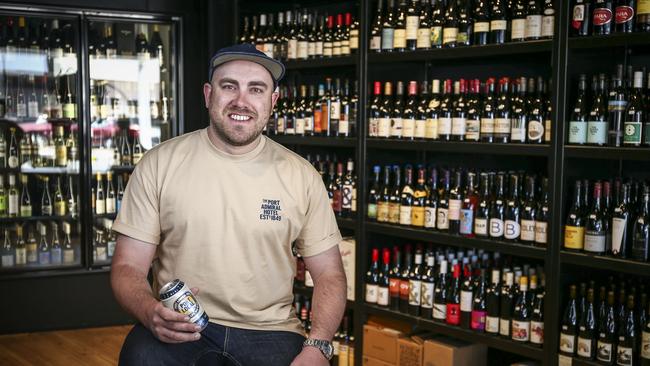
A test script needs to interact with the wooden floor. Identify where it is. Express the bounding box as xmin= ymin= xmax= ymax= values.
xmin=0 ymin=325 xmax=132 ymax=366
